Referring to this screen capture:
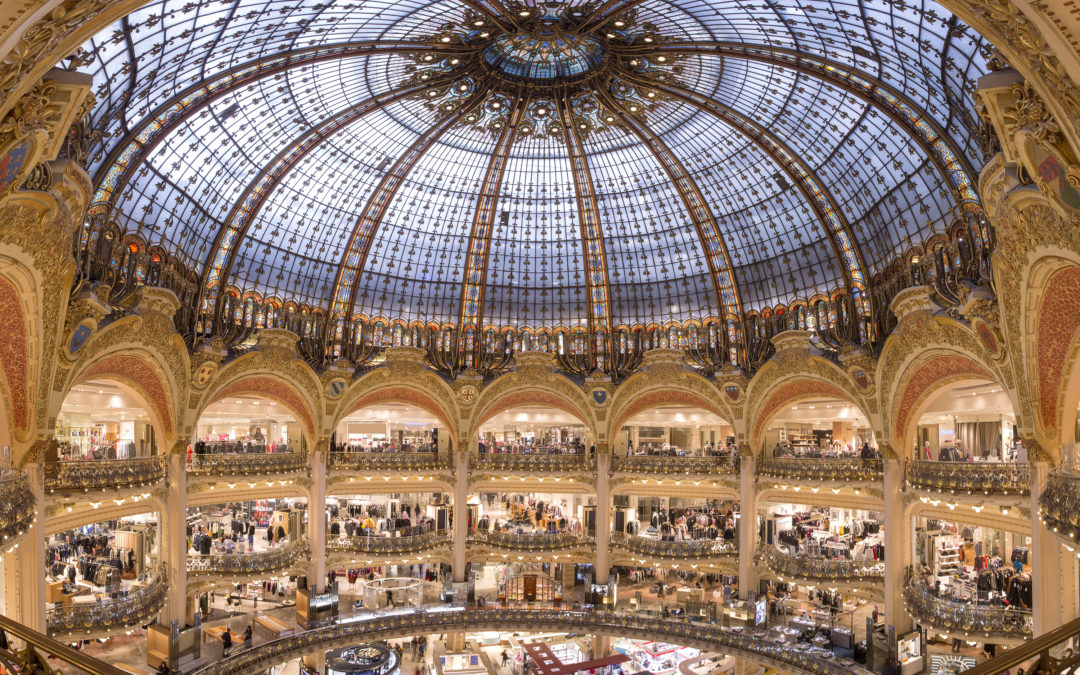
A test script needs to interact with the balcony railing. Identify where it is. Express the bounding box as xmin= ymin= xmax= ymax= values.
xmin=46 ymin=564 xmax=167 ymax=637
xmin=327 ymin=531 xmax=450 ymax=555
xmin=469 ymin=531 xmax=594 ymax=551
xmin=612 ymin=455 xmax=739 ymax=475
xmin=903 ymin=575 xmax=1032 ymax=639
xmin=906 ymin=460 xmax=1031 ymax=495
xmin=44 ymin=456 xmax=166 ymax=493
xmin=1038 ymin=470 xmax=1080 ymax=540
xmin=758 ymin=457 xmax=883 ymax=482
xmin=612 ymin=532 xmax=736 ymax=559
xmin=187 ymin=538 xmax=308 ymax=576
xmin=328 ymin=452 xmax=451 ymax=472
xmin=756 ymin=544 xmax=885 ymax=581
xmin=187 ymin=452 xmax=307 ymax=477
xmin=190 ymin=605 xmax=853 ymax=675
xmin=0 ymin=469 xmax=35 ymax=542
xmin=470 ymin=452 xmax=595 ymax=473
